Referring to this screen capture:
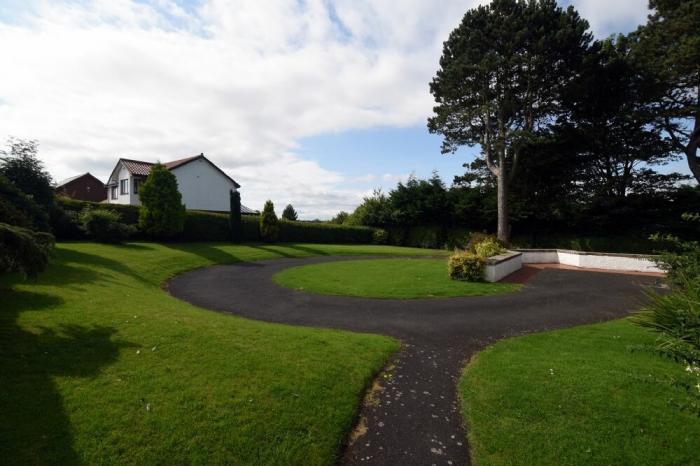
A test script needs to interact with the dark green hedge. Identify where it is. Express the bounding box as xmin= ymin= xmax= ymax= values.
xmin=54 ymin=199 xmax=379 ymax=244
xmin=180 ymin=211 xmax=230 ymax=242
xmin=57 ymin=197 xmax=140 ymax=224
xmin=278 ymin=220 xmax=375 ymax=244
